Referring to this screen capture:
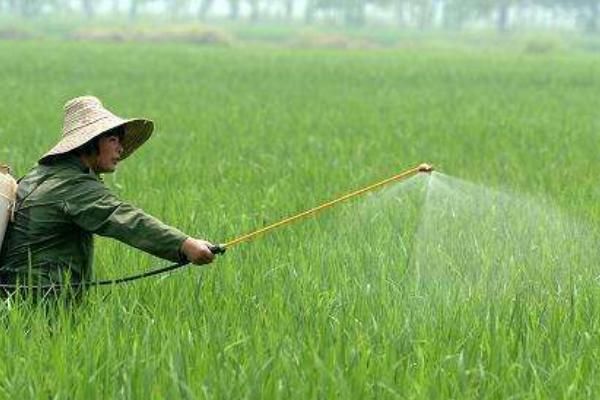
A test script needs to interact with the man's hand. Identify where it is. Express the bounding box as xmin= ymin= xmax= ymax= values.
xmin=180 ymin=238 xmax=215 ymax=265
